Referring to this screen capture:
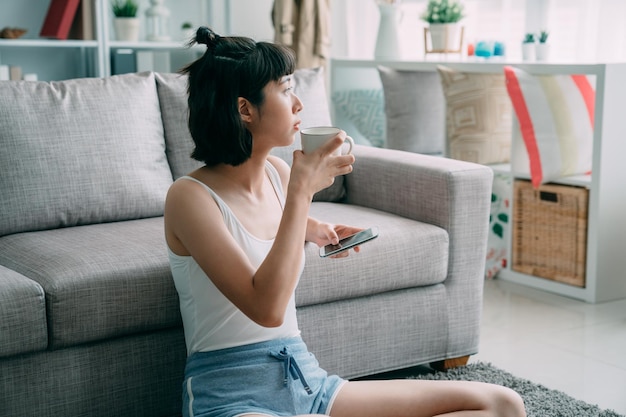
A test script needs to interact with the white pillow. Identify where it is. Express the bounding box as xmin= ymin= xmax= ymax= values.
xmin=503 ymin=66 xmax=595 ymax=187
